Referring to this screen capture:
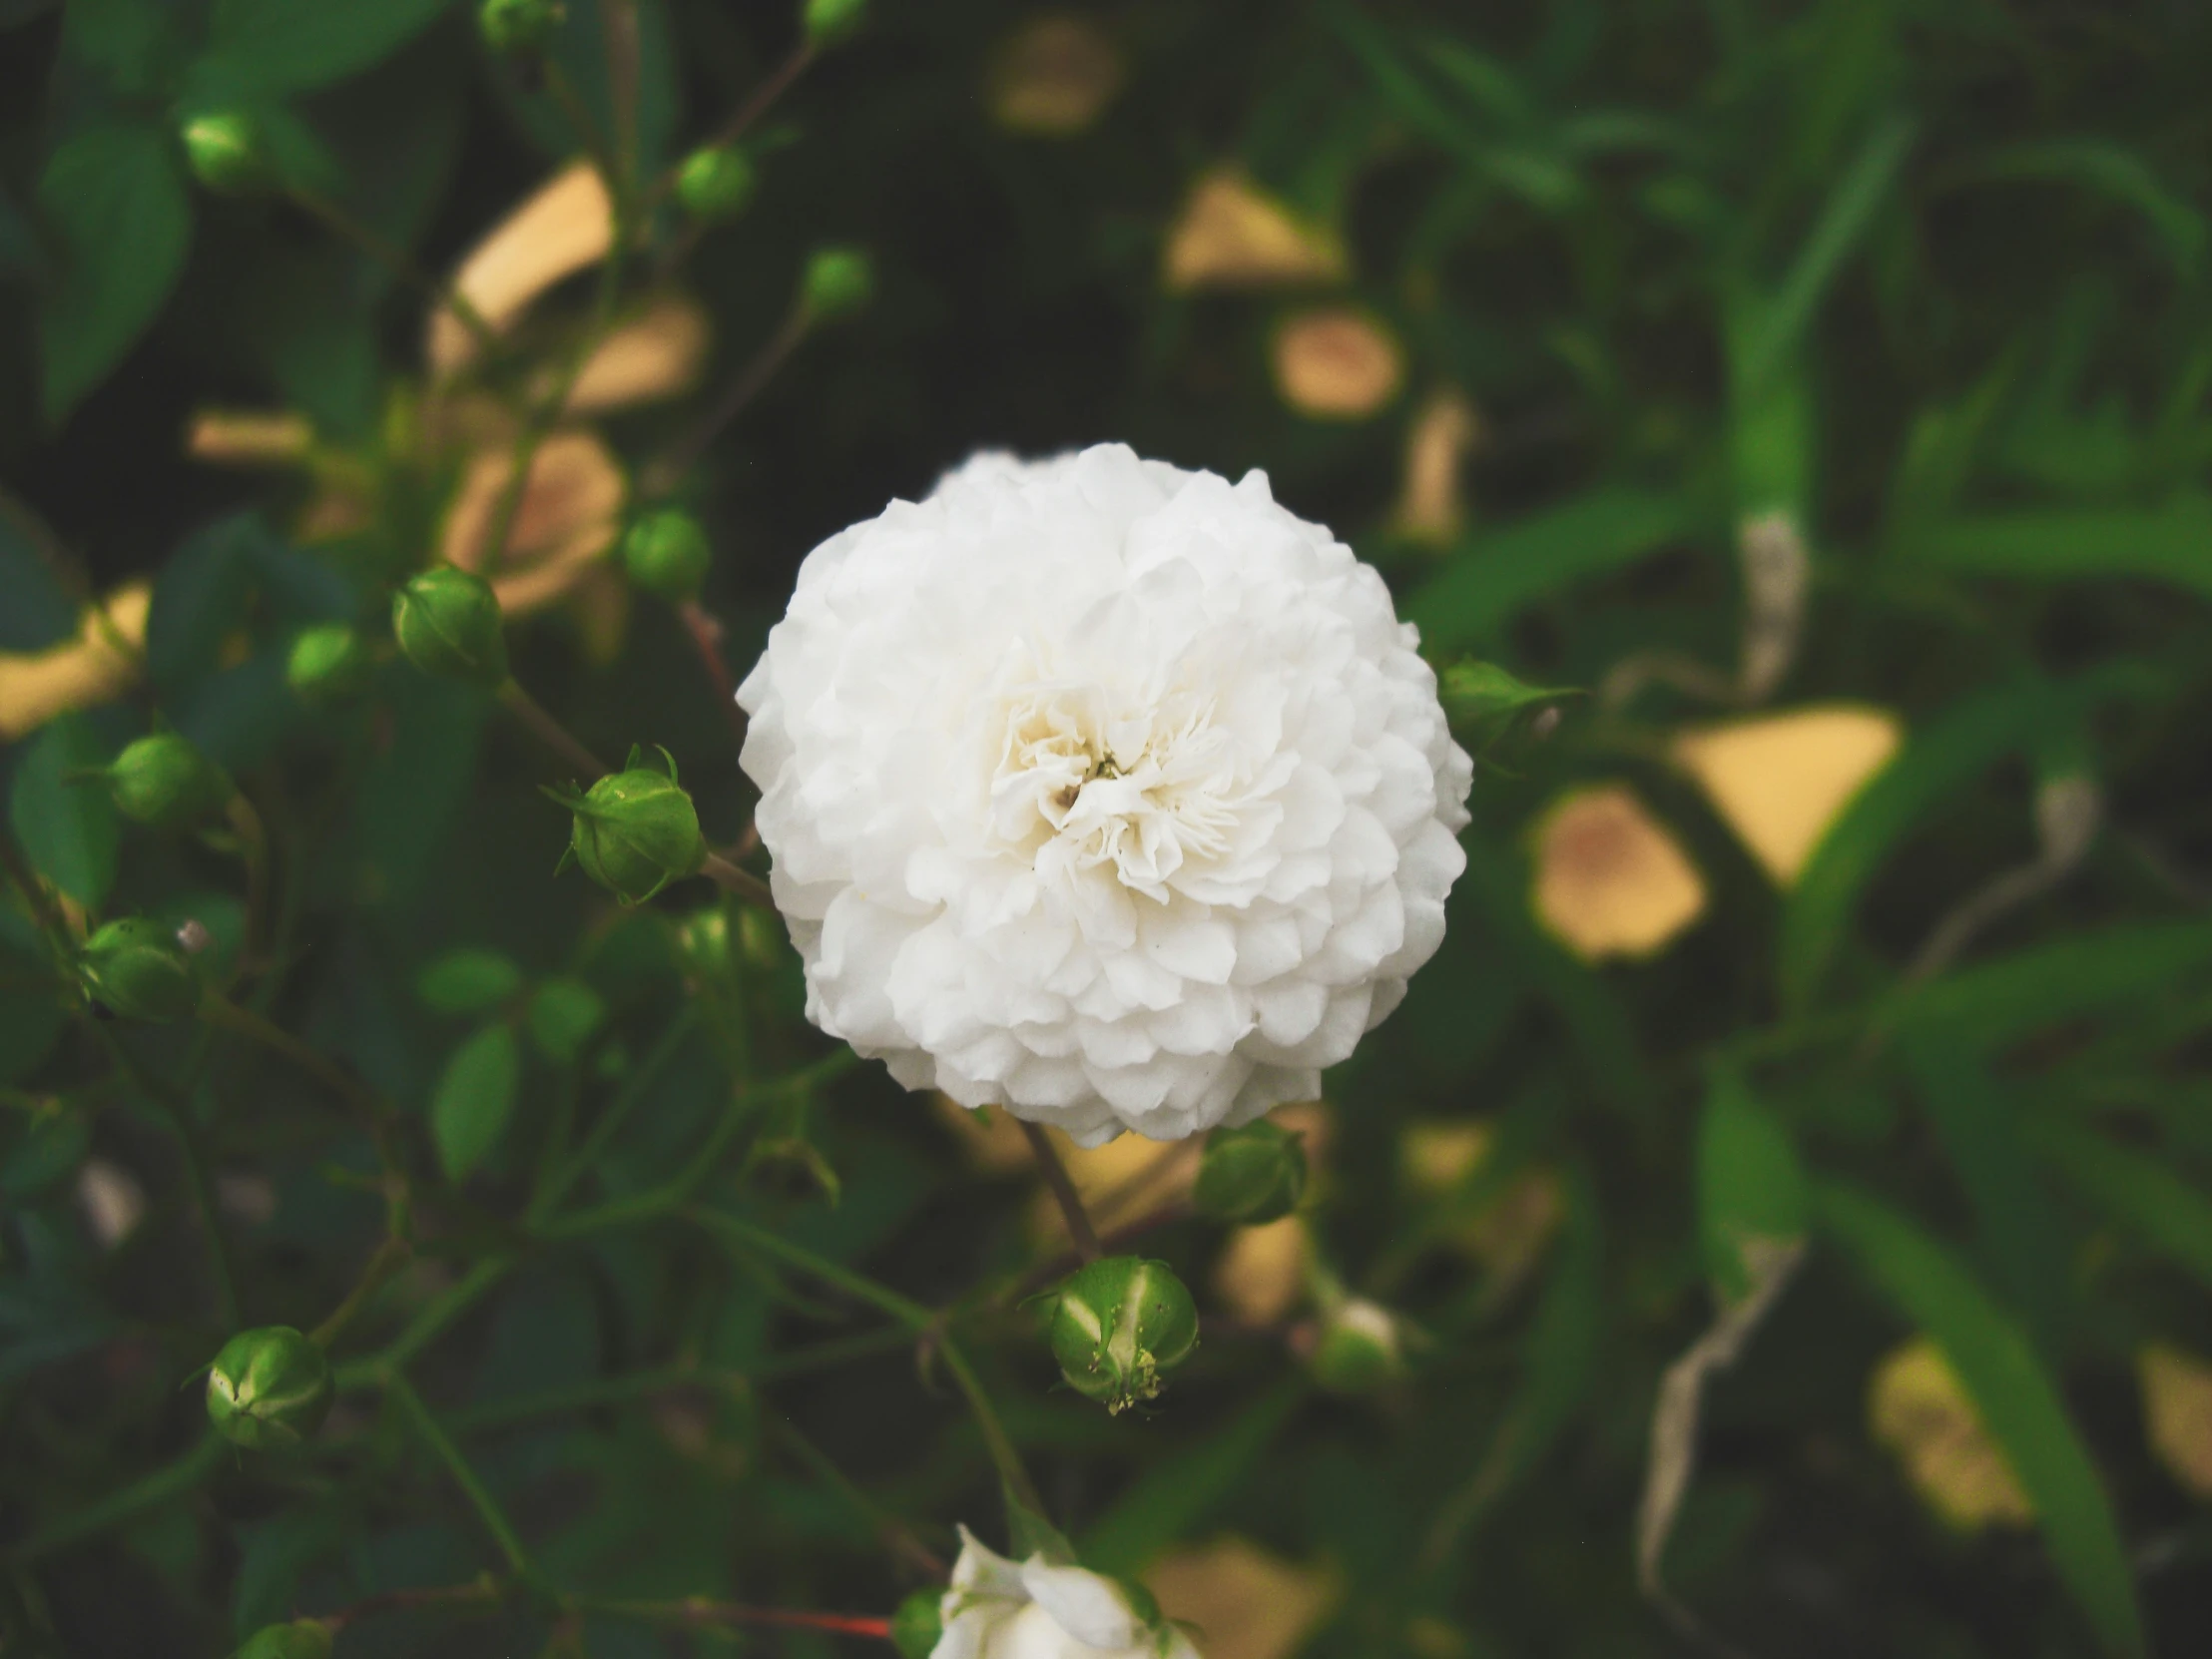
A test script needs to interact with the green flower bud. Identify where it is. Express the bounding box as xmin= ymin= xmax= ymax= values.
xmin=237 ymin=1621 xmax=335 ymax=1659
xmin=392 ymin=566 xmax=508 ymax=688
xmin=801 ymin=247 xmax=873 ymax=319
xmin=550 ymin=749 xmax=706 ymax=905
xmin=675 ymin=146 xmax=758 ymax=223
xmin=621 ymin=509 xmax=713 ymax=604
xmin=1047 ymin=1255 xmax=1198 ymax=1414
xmin=1308 ymin=1299 xmax=1402 ymax=1394
xmin=889 ymin=1588 xmax=943 ymax=1659
xmin=181 ymin=111 xmax=265 ymax=193
xmin=479 ymin=0 xmax=565 ymax=53
xmin=675 ymin=904 xmax=736 ymax=981
xmin=803 ymin=0 xmax=867 ymax=46
xmin=79 ymin=918 xmax=201 ymax=1022
xmin=285 ymin=622 xmax=370 ymax=704
xmin=103 ymin=733 xmax=234 ymax=831
xmin=1193 ymin=1119 xmax=1308 ymax=1226
xmin=205 ymin=1326 xmax=333 ymax=1449
xmin=739 ymin=905 xmax=786 ymax=968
